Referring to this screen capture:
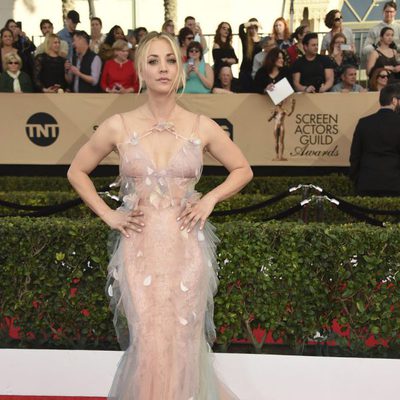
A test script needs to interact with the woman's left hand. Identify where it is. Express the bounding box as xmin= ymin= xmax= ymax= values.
xmin=191 ymin=64 xmax=200 ymax=75
xmin=177 ymin=194 xmax=217 ymax=232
